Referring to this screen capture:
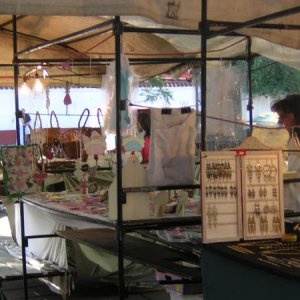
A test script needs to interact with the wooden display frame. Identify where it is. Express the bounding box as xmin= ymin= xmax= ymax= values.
xmin=242 ymin=150 xmax=285 ymax=240
xmin=201 ymin=151 xmax=242 ymax=243
xmin=201 ymin=150 xmax=285 ymax=244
